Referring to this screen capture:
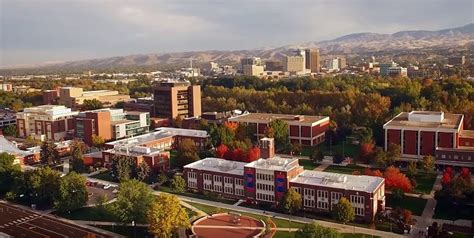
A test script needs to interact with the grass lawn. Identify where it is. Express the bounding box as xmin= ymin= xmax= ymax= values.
xmin=298 ymin=159 xmax=319 ymax=170
xmin=90 ymin=170 xmax=117 ymax=182
xmin=273 ymin=231 xmax=380 ymax=238
xmin=186 ymin=201 xmax=305 ymax=229
xmin=451 ymin=232 xmax=473 ymax=238
xmin=386 ymin=194 xmax=427 ymax=216
xmin=412 ymin=172 xmax=437 ymax=194
xmin=433 ymin=202 xmax=474 ymax=221
xmin=323 ymin=164 xmax=365 ymax=175
xmin=94 ymin=225 xmax=151 ymax=238
xmin=156 ymin=185 xmax=236 ymax=205
xmin=314 ymin=141 xmax=360 ymax=158
xmin=55 ymin=204 xmax=119 ymax=222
